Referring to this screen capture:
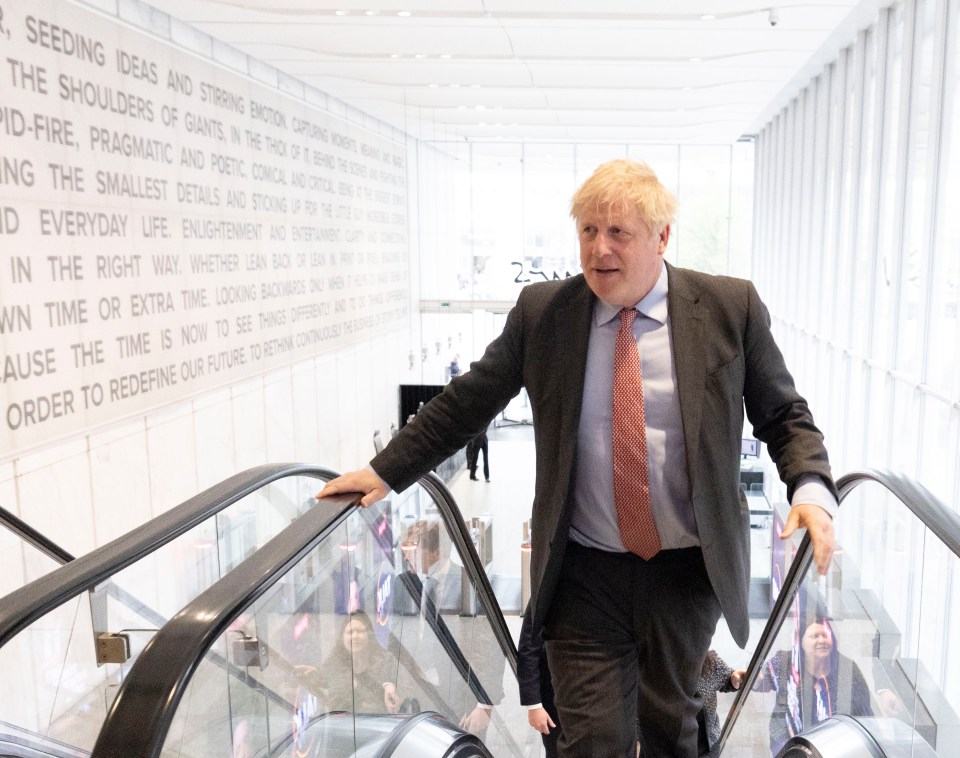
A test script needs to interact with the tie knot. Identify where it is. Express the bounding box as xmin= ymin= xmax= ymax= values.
xmin=618 ymin=308 xmax=637 ymax=331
